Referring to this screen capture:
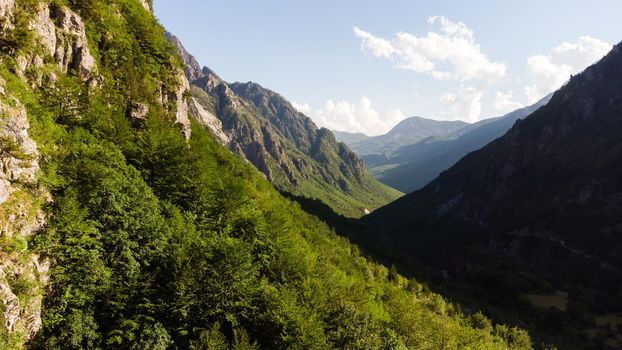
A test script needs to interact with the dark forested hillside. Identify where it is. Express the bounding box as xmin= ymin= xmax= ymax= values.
xmin=362 ymin=96 xmax=551 ymax=193
xmin=365 ymin=43 xmax=622 ymax=349
xmin=0 ymin=1 xmax=529 ymax=349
